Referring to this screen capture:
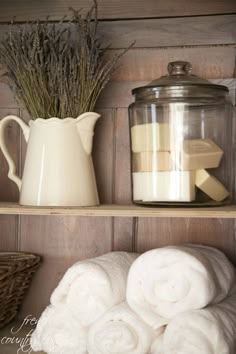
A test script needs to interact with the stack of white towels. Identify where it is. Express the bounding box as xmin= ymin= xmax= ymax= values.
xmin=31 ymin=244 xmax=236 ymax=354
